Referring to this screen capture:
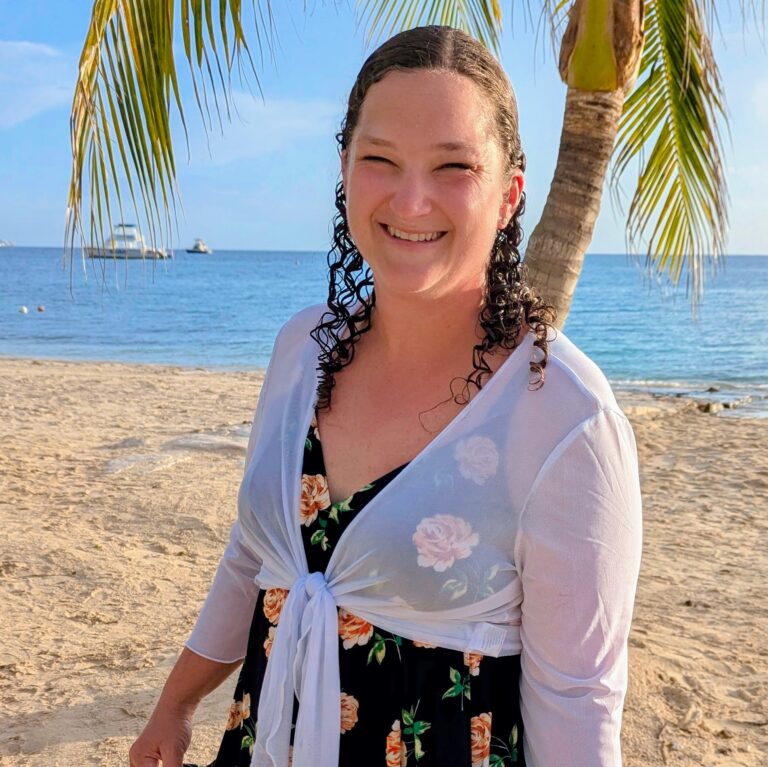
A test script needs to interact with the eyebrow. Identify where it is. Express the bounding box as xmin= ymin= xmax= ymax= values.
xmin=358 ymin=135 xmax=477 ymax=153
